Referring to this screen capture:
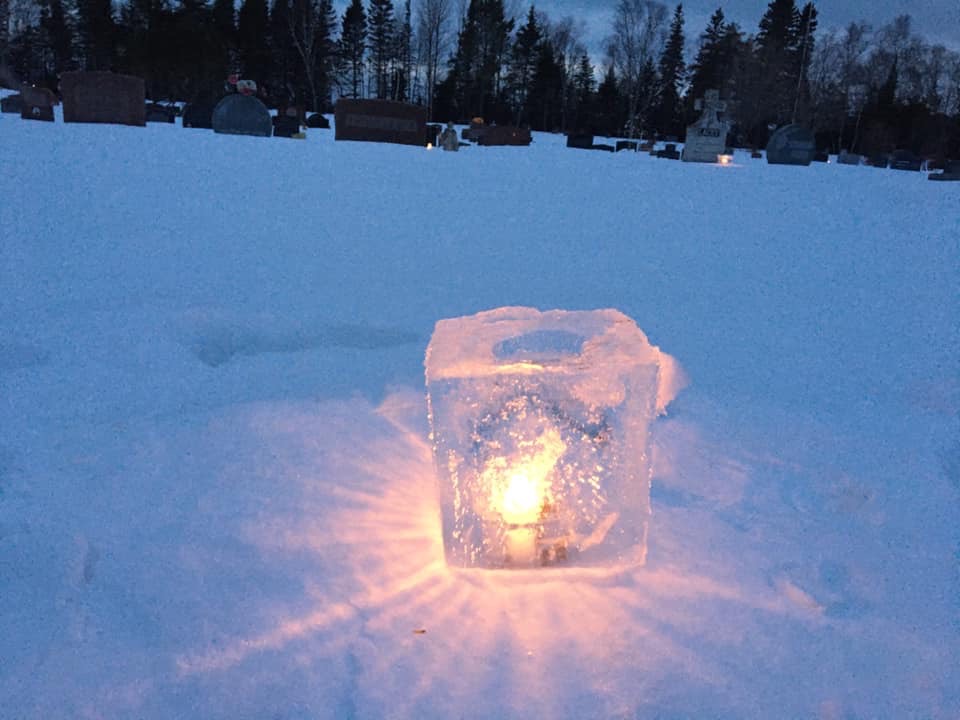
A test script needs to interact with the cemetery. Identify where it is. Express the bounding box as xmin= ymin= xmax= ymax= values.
xmin=1 ymin=79 xmax=956 ymax=719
